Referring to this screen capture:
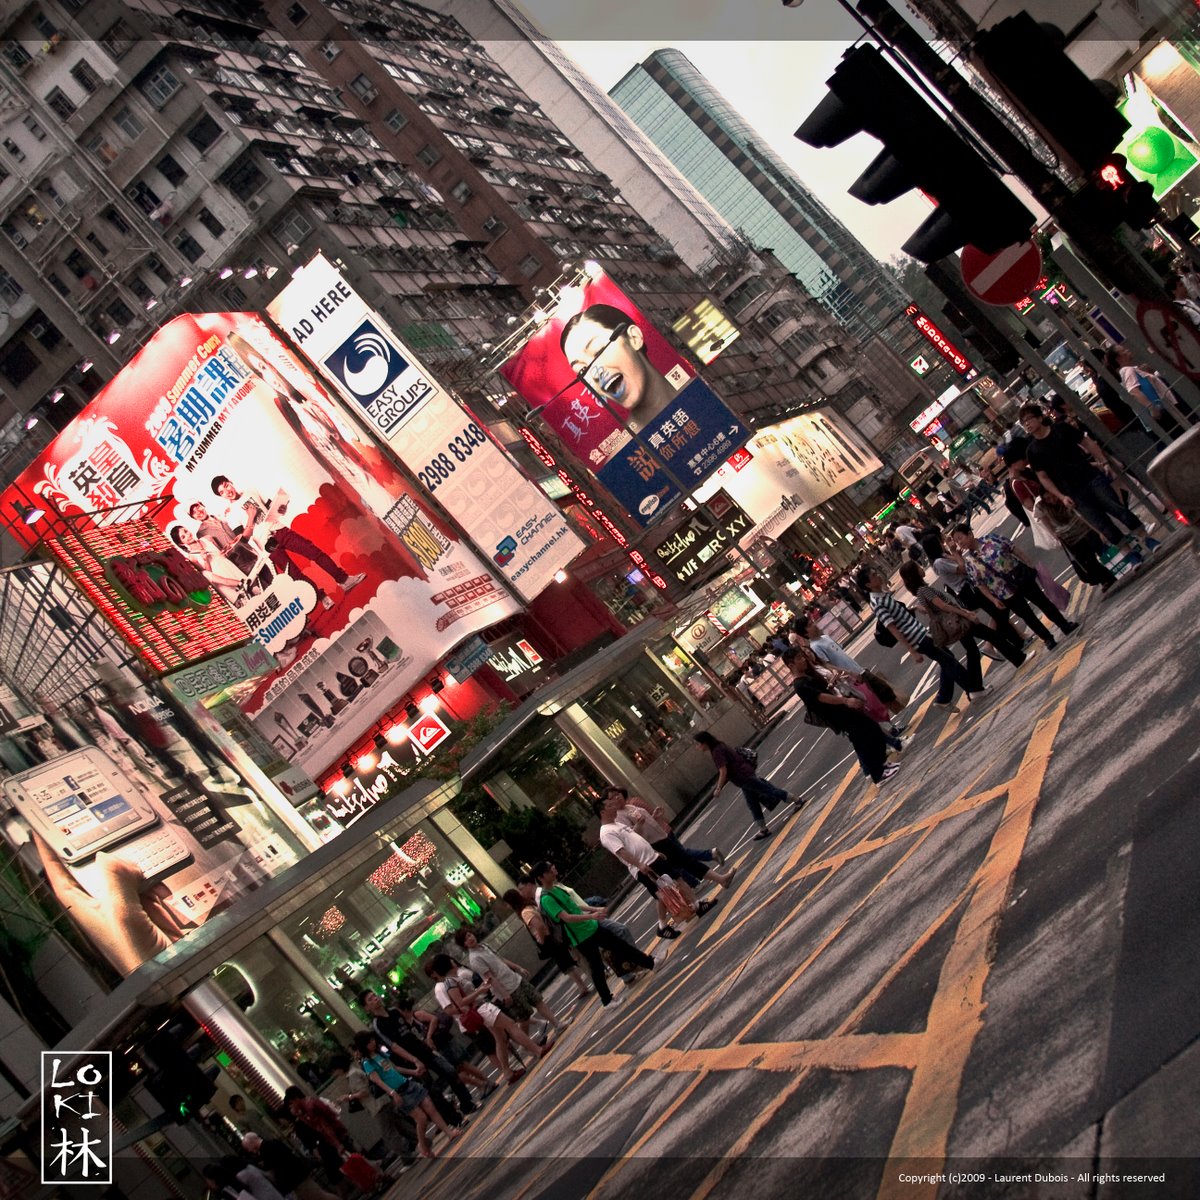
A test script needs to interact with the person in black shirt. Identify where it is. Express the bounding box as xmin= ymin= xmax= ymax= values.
xmin=1019 ymin=404 xmax=1156 ymax=553
xmin=782 ymin=647 xmax=900 ymax=786
xmin=360 ymin=990 xmax=477 ymax=1122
